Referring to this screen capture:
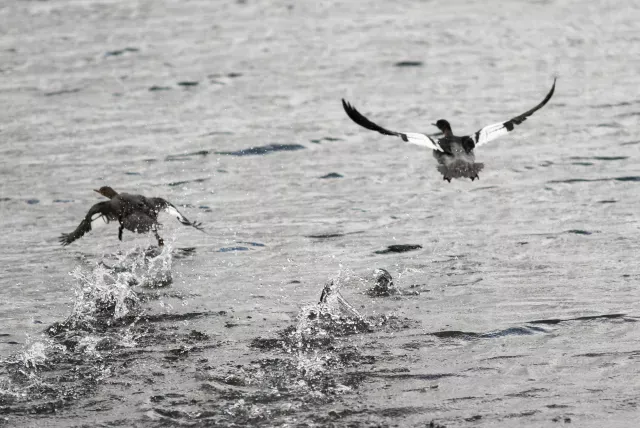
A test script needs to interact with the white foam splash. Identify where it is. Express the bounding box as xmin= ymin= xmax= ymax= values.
xmin=110 ymin=242 xmax=174 ymax=288
xmin=69 ymin=263 xmax=140 ymax=322
xmin=18 ymin=340 xmax=48 ymax=370
xmin=283 ymin=274 xmax=370 ymax=390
